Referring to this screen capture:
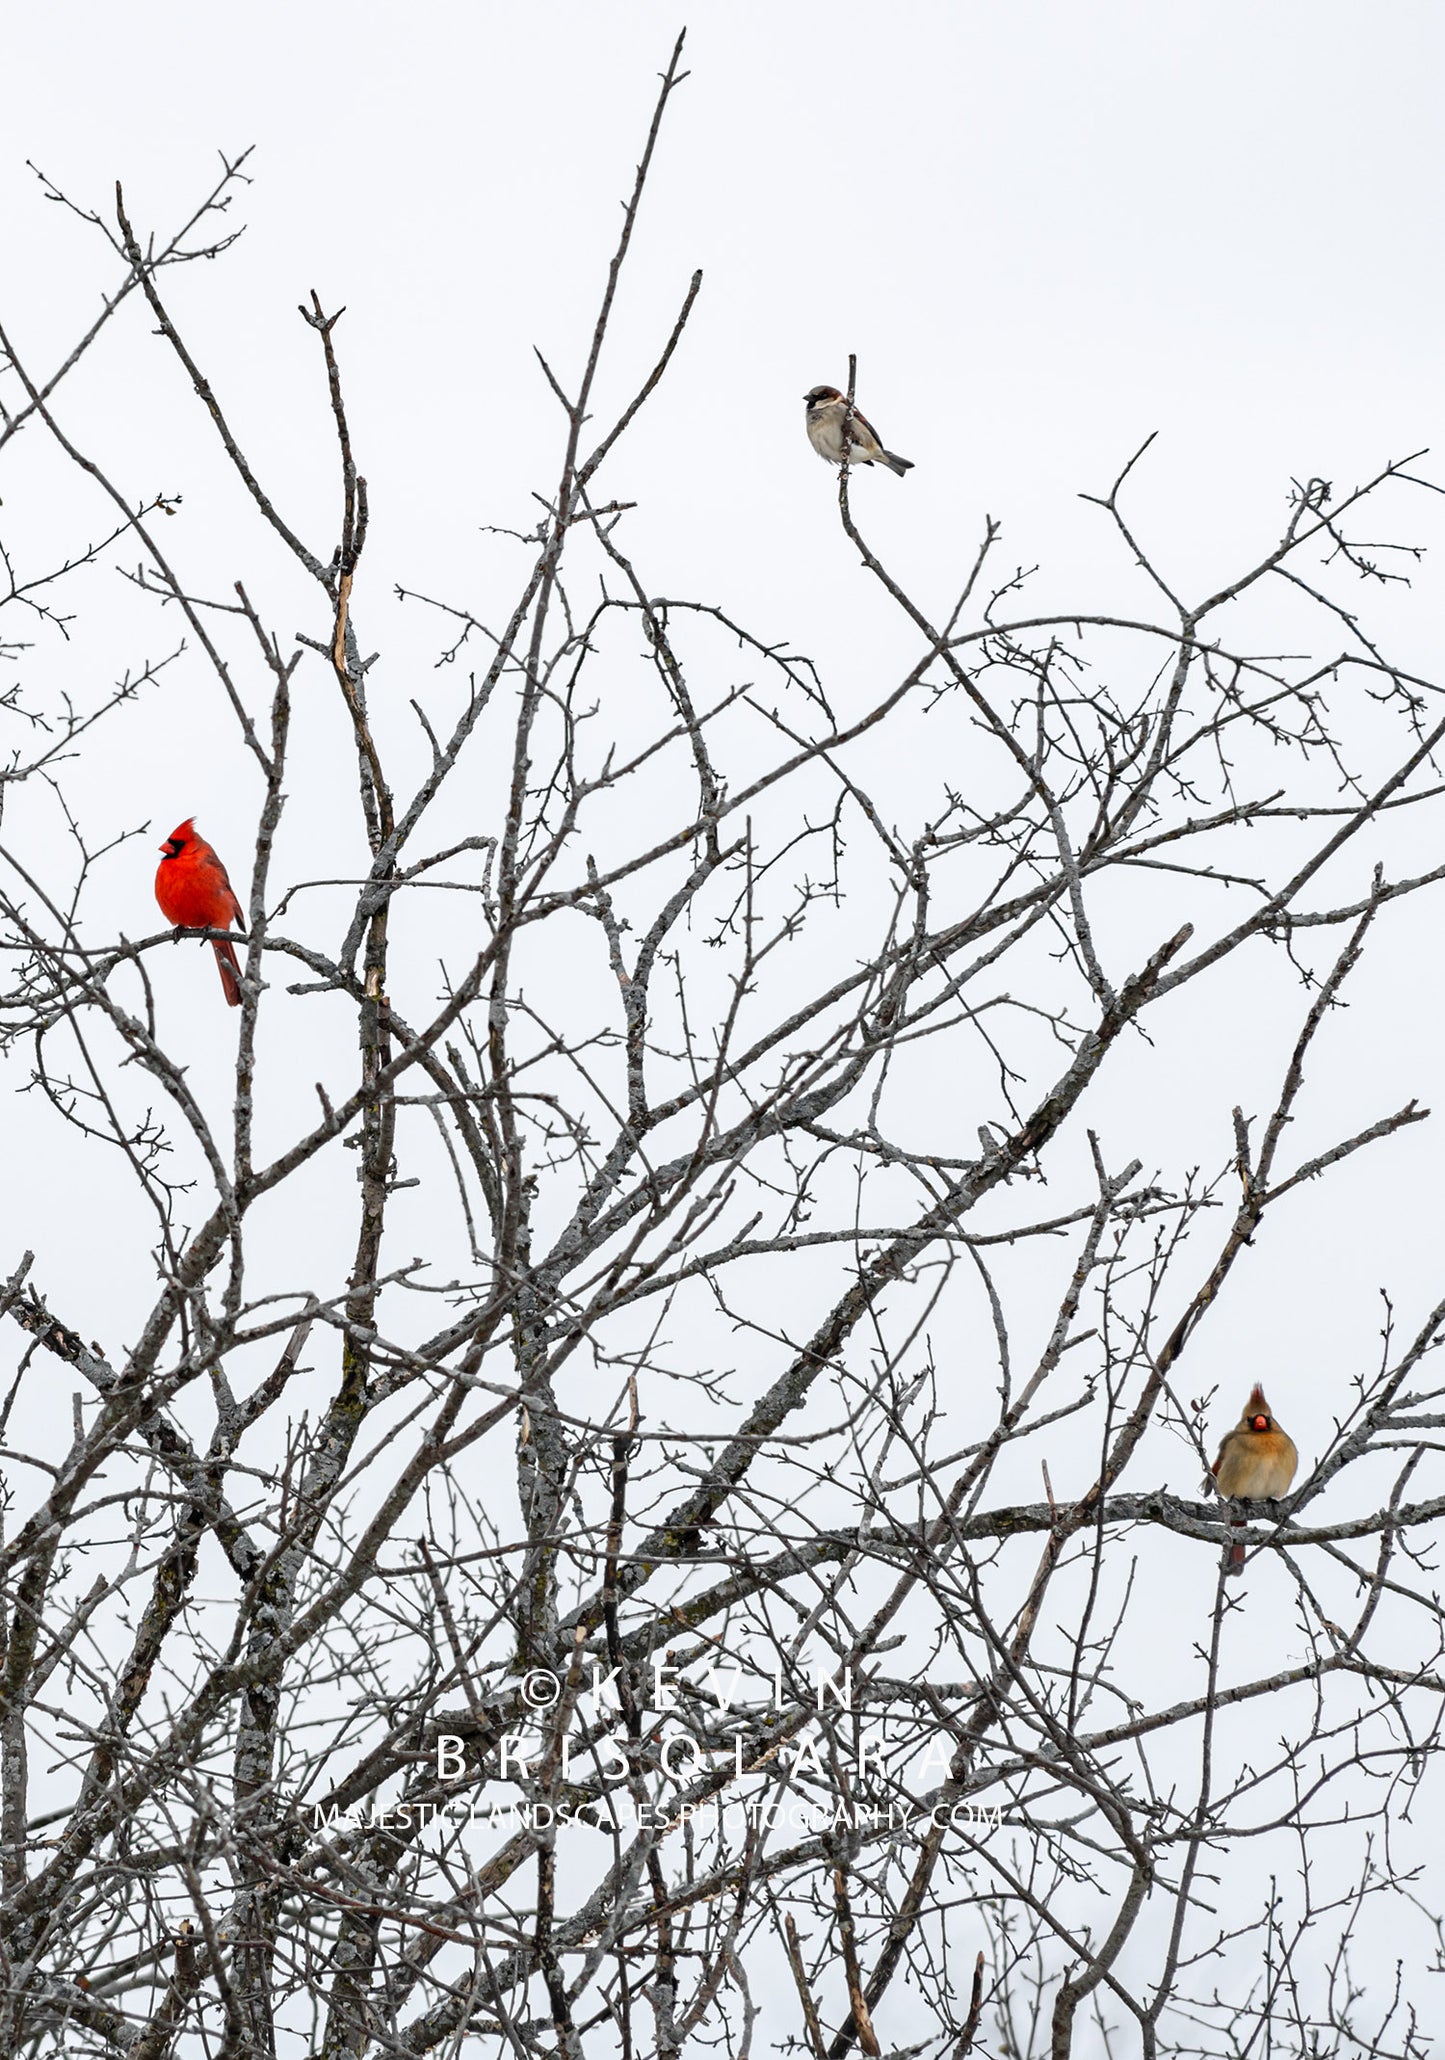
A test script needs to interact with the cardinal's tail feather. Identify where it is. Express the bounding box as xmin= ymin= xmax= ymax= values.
xmin=212 ymin=936 xmax=243 ymax=1008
